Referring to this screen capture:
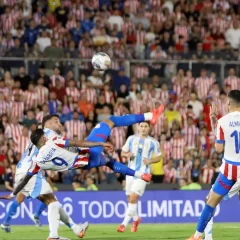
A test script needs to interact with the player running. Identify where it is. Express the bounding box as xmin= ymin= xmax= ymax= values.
xmin=187 ymin=90 xmax=240 ymax=240
xmin=1 ymin=115 xmax=89 ymax=240
xmin=117 ymin=121 xmax=161 ymax=233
